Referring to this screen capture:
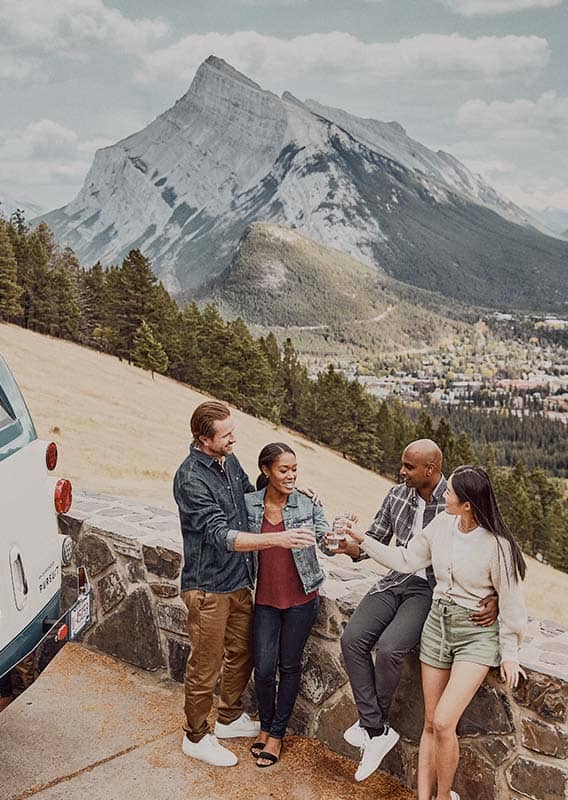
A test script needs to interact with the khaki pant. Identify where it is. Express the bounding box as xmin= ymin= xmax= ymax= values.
xmin=182 ymin=587 xmax=253 ymax=742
